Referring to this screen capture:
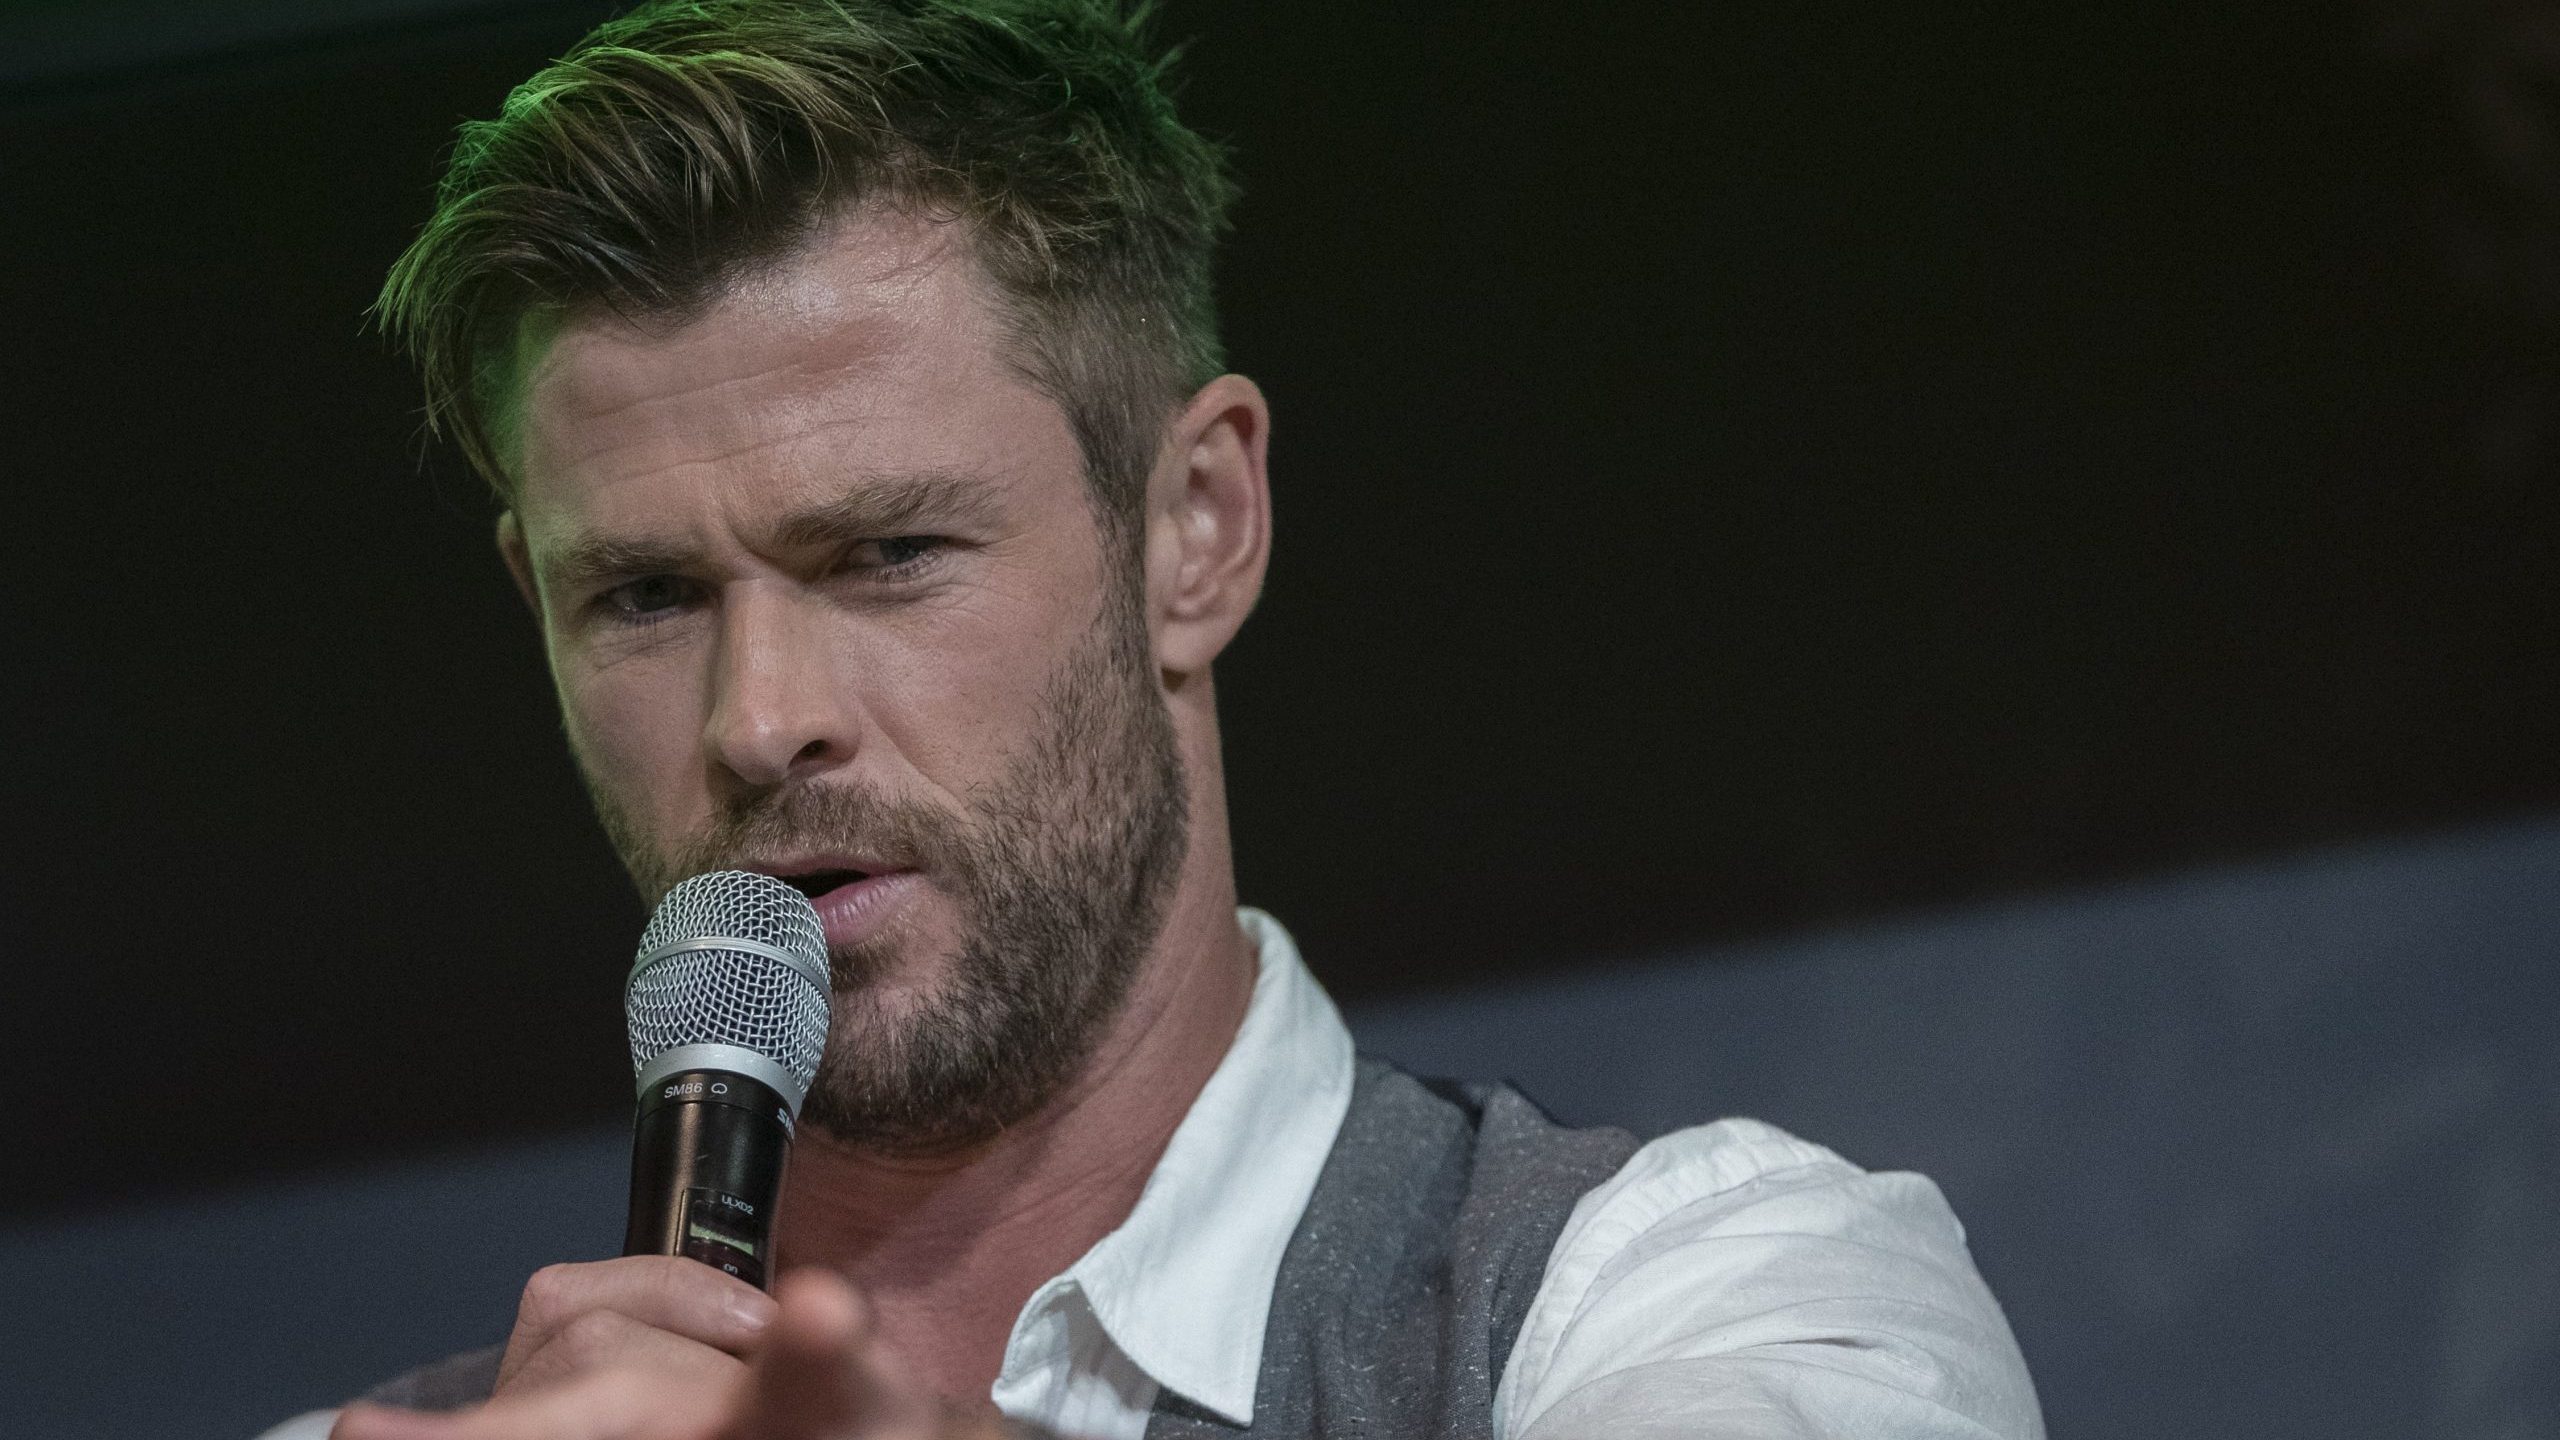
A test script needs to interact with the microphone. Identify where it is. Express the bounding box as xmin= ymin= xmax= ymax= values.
xmin=622 ymin=870 xmax=832 ymax=1289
